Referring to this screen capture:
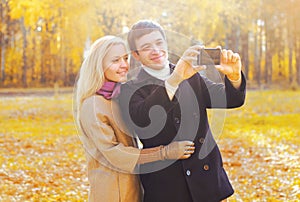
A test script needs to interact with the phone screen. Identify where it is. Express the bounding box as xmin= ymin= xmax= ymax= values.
xmin=197 ymin=48 xmax=221 ymax=65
